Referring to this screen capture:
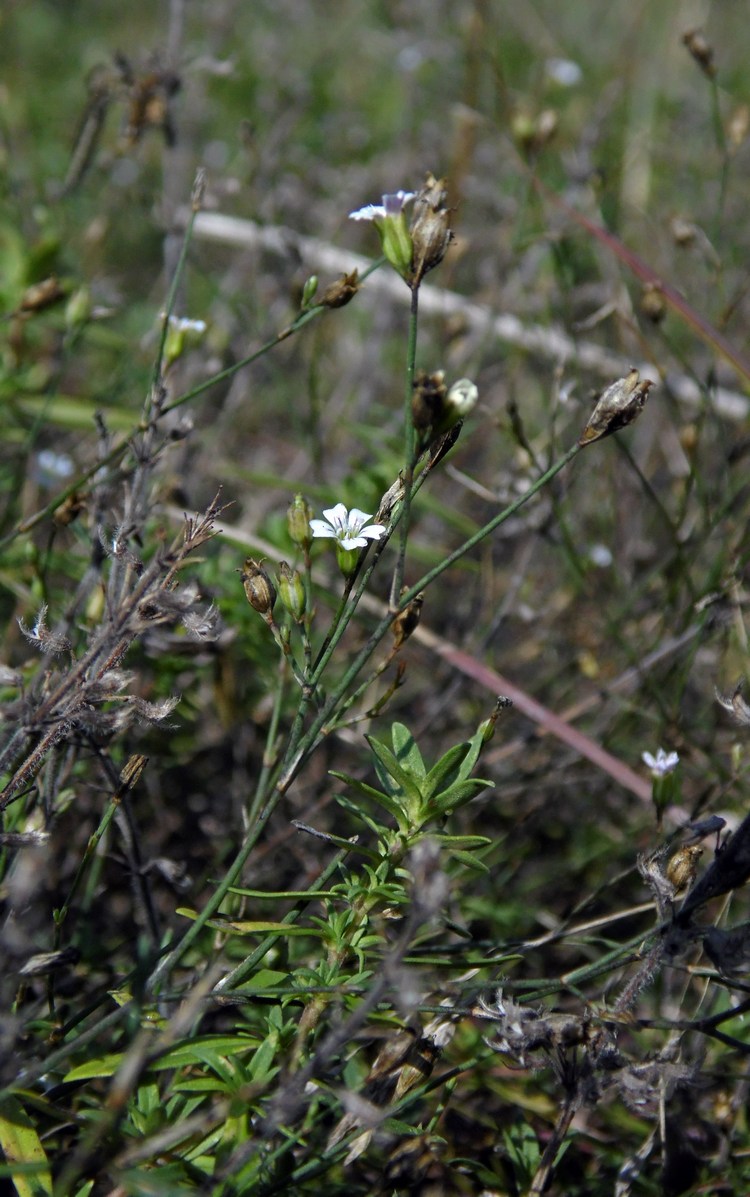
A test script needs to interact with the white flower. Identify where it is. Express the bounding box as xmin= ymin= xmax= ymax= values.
xmin=309 ymin=503 xmax=386 ymax=550
xmin=165 ymin=315 xmax=207 ymax=334
xmin=349 ymin=191 xmax=415 ymax=221
xmin=642 ymin=747 xmax=680 ymax=777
